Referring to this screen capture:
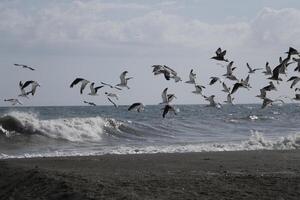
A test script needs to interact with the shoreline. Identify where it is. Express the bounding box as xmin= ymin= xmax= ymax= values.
xmin=1 ymin=150 xmax=300 ymax=199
